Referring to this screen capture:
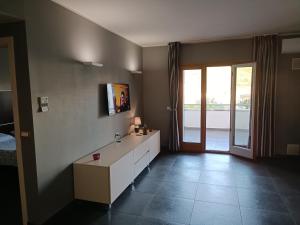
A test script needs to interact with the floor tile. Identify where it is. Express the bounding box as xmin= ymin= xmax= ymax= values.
xmin=282 ymin=194 xmax=300 ymax=212
xmin=165 ymin=167 xmax=201 ymax=182
xmin=190 ymin=201 xmax=242 ymax=225
xmin=146 ymin=165 xmax=171 ymax=179
xmin=42 ymin=153 xmax=300 ymax=225
xmin=233 ymin=164 xmax=271 ymax=177
xmin=290 ymin=210 xmax=300 ymax=225
xmin=142 ymin=195 xmax=194 ymax=224
xmin=196 ymin=183 xmax=239 ymax=205
xmin=93 ymin=212 xmax=137 ymax=225
xmin=136 ymin=216 xmax=185 ymax=225
xmin=0 ymin=166 xmax=22 ymax=225
xmin=133 ymin=175 xmax=162 ymax=194
xmin=201 ymin=161 xmax=232 ymax=172
xmin=151 ymin=155 xmax=177 ymax=167
xmin=44 ymin=201 xmax=107 ymax=225
xmin=238 ymin=188 xmax=288 ymax=212
xmin=113 ymin=191 xmax=154 ymax=216
xmin=267 ymin=159 xmax=300 ymax=180
xmin=273 ymin=177 xmax=300 ymax=195
xmin=240 ymin=207 xmax=295 ymax=225
xmin=199 ymin=171 xmax=236 ymax=187
xmin=156 ymin=180 xmax=198 ymax=199
xmin=201 ymin=153 xmax=232 ymax=163
xmin=235 ymin=175 xmax=277 ymax=192
xmin=173 ymin=157 xmax=202 ymax=169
